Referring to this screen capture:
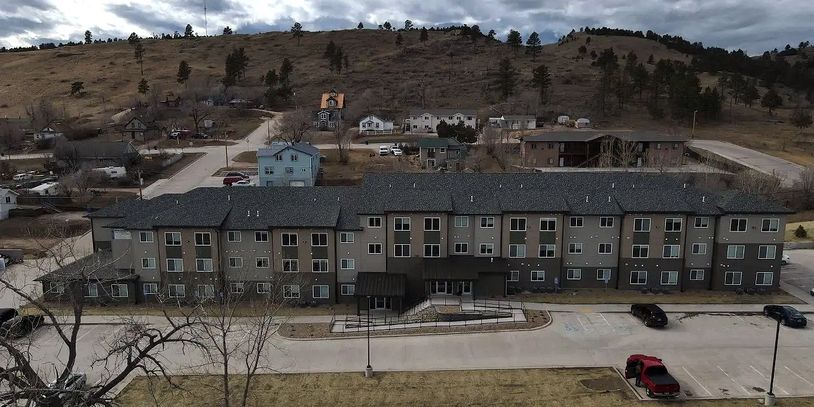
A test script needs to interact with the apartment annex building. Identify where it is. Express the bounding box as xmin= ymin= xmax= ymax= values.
xmin=405 ymin=109 xmax=478 ymax=133
xmin=42 ymin=173 xmax=789 ymax=310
